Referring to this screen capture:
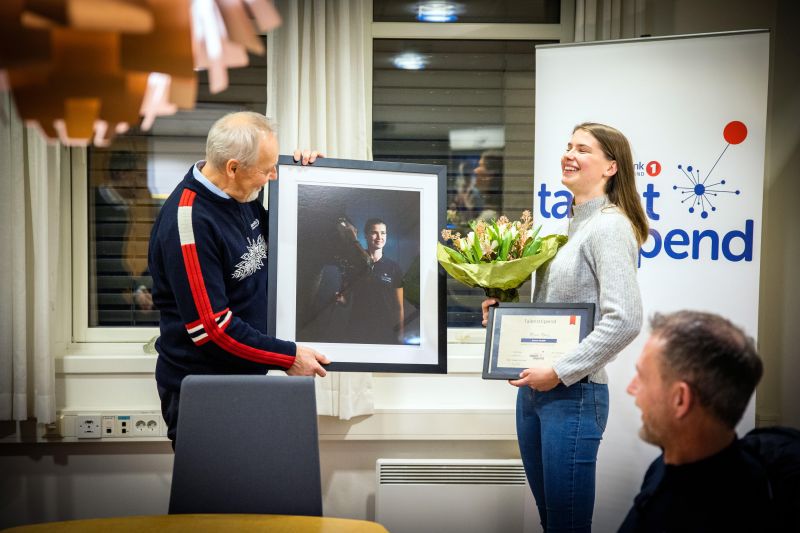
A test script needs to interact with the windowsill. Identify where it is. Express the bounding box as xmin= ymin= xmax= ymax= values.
xmin=45 ymin=329 xmax=514 ymax=445
xmin=60 ymin=343 xmax=158 ymax=373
